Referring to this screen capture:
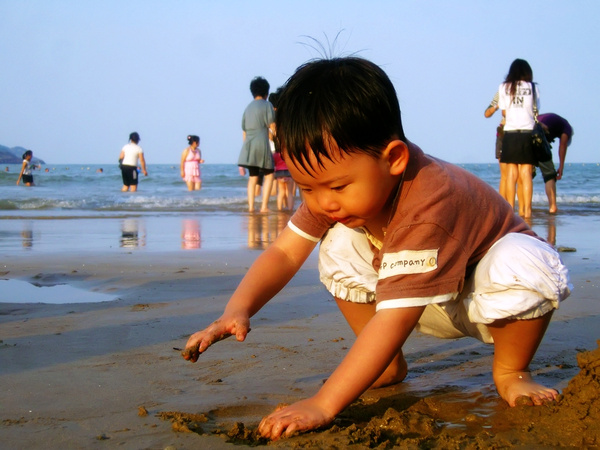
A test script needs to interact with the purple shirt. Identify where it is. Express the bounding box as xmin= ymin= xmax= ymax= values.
xmin=537 ymin=113 xmax=573 ymax=142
